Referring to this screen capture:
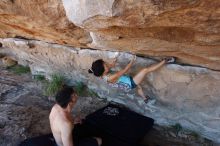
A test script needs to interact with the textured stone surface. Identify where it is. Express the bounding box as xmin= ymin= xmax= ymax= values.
xmin=1 ymin=38 xmax=220 ymax=143
xmin=0 ymin=64 xmax=107 ymax=146
xmin=0 ymin=0 xmax=220 ymax=70
xmin=0 ymin=66 xmax=51 ymax=146
xmin=0 ymin=63 xmax=214 ymax=146
xmin=63 ymin=0 xmax=220 ymax=70
xmin=0 ymin=0 xmax=91 ymax=47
